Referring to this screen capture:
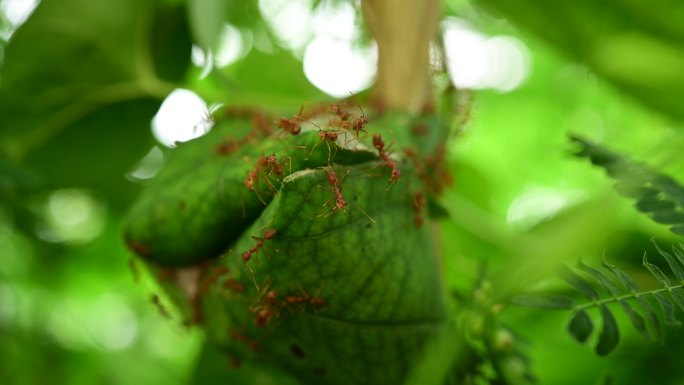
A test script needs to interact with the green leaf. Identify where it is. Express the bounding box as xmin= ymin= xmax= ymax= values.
xmin=670 ymin=289 xmax=684 ymax=313
xmin=124 ymin=114 xmax=376 ymax=266
xmin=512 ymin=293 xmax=575 ymax=309
xmin=653 ymin=240 xmax=684 ymax=281
xmin=558 ymin=264 xmax=598 ymax=299
xmin=650 ymin=211 xmax=684 ymax=225
xmin=603 ymin=257 xmax=662 ymax=342
xmin=150 ymin=2 xmax=193 ymax=82
xmin=673 ymin=226 xmax=684 ymax=236
xmin=187 ymin=0 xmax=227 ymax=50
xmin=576 ymin=260 xmax=649 ymax=339
xmin=0 ymin=0 xmax=191 ymax=207
xmin=614 ymin=182 xmax=659 ymax=200
xmin=672 ymin=245 xmax=684 ymax=266
xmin=652 ymin=177 xmax=684 ymax=206
xmin=653 ymin=292 xmax=681 ymax=327
xmin=643 ymin=253 xmax=671 ymax=287
xmin=635 ymin=198 xmax=675 ymax=212
xmin=602 ymin=257 xmax=639 ymax=293
xmin=568 ymin=310 xmax=593 ymax=343
xmin=472 ymin=0 xmax=684 ymax=121
xmin=571 ymin=136 xmax=684 ymax=238
xmin=596 ymin=305 xmax=619 ymax=356
xmin=218 ymin=49 xmax=326 ymax=106
xmin=190 ymin=162 xmax=448 ymax=385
